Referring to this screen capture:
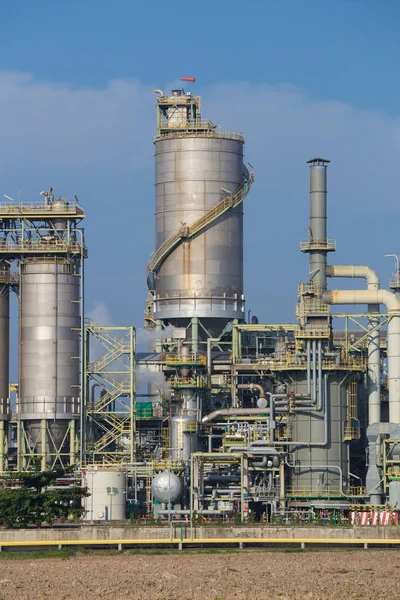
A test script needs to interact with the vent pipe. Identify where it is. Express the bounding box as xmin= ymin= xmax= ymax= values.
xmin=307 ymin=158 xmax=330 ymax=291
